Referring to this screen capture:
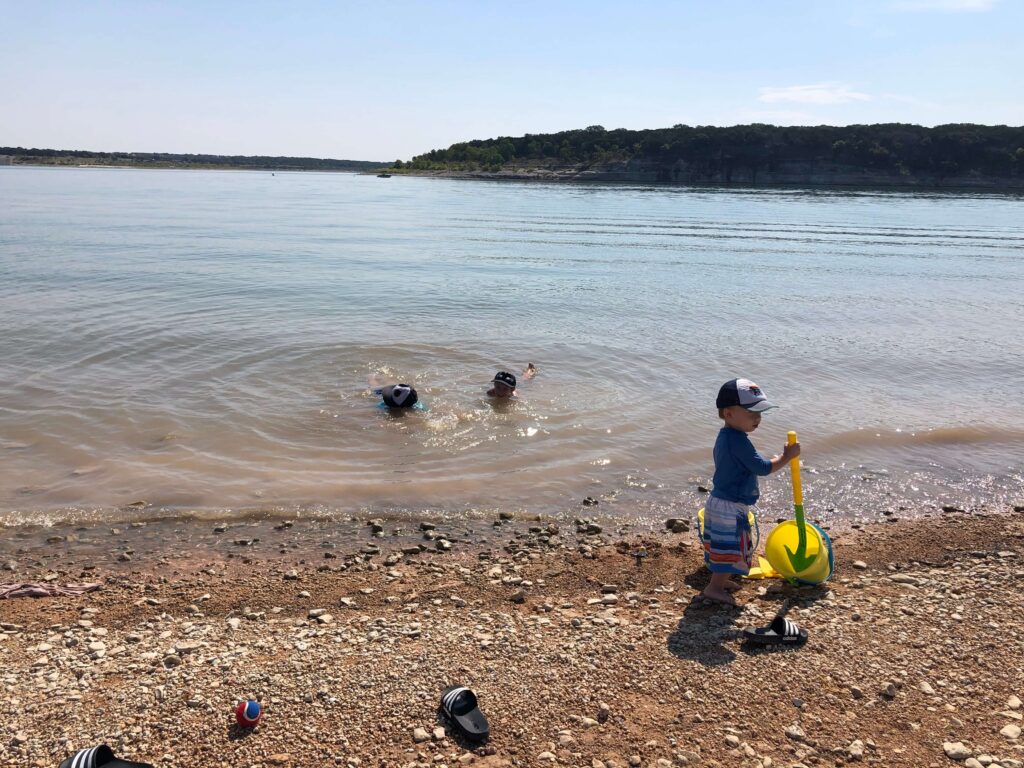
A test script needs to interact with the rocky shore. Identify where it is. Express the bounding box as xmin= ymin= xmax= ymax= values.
xmin=2 ymin=508 xmax=1022 ymax=768
xmin=390 ymin=162 xmax=1024 ymax=189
